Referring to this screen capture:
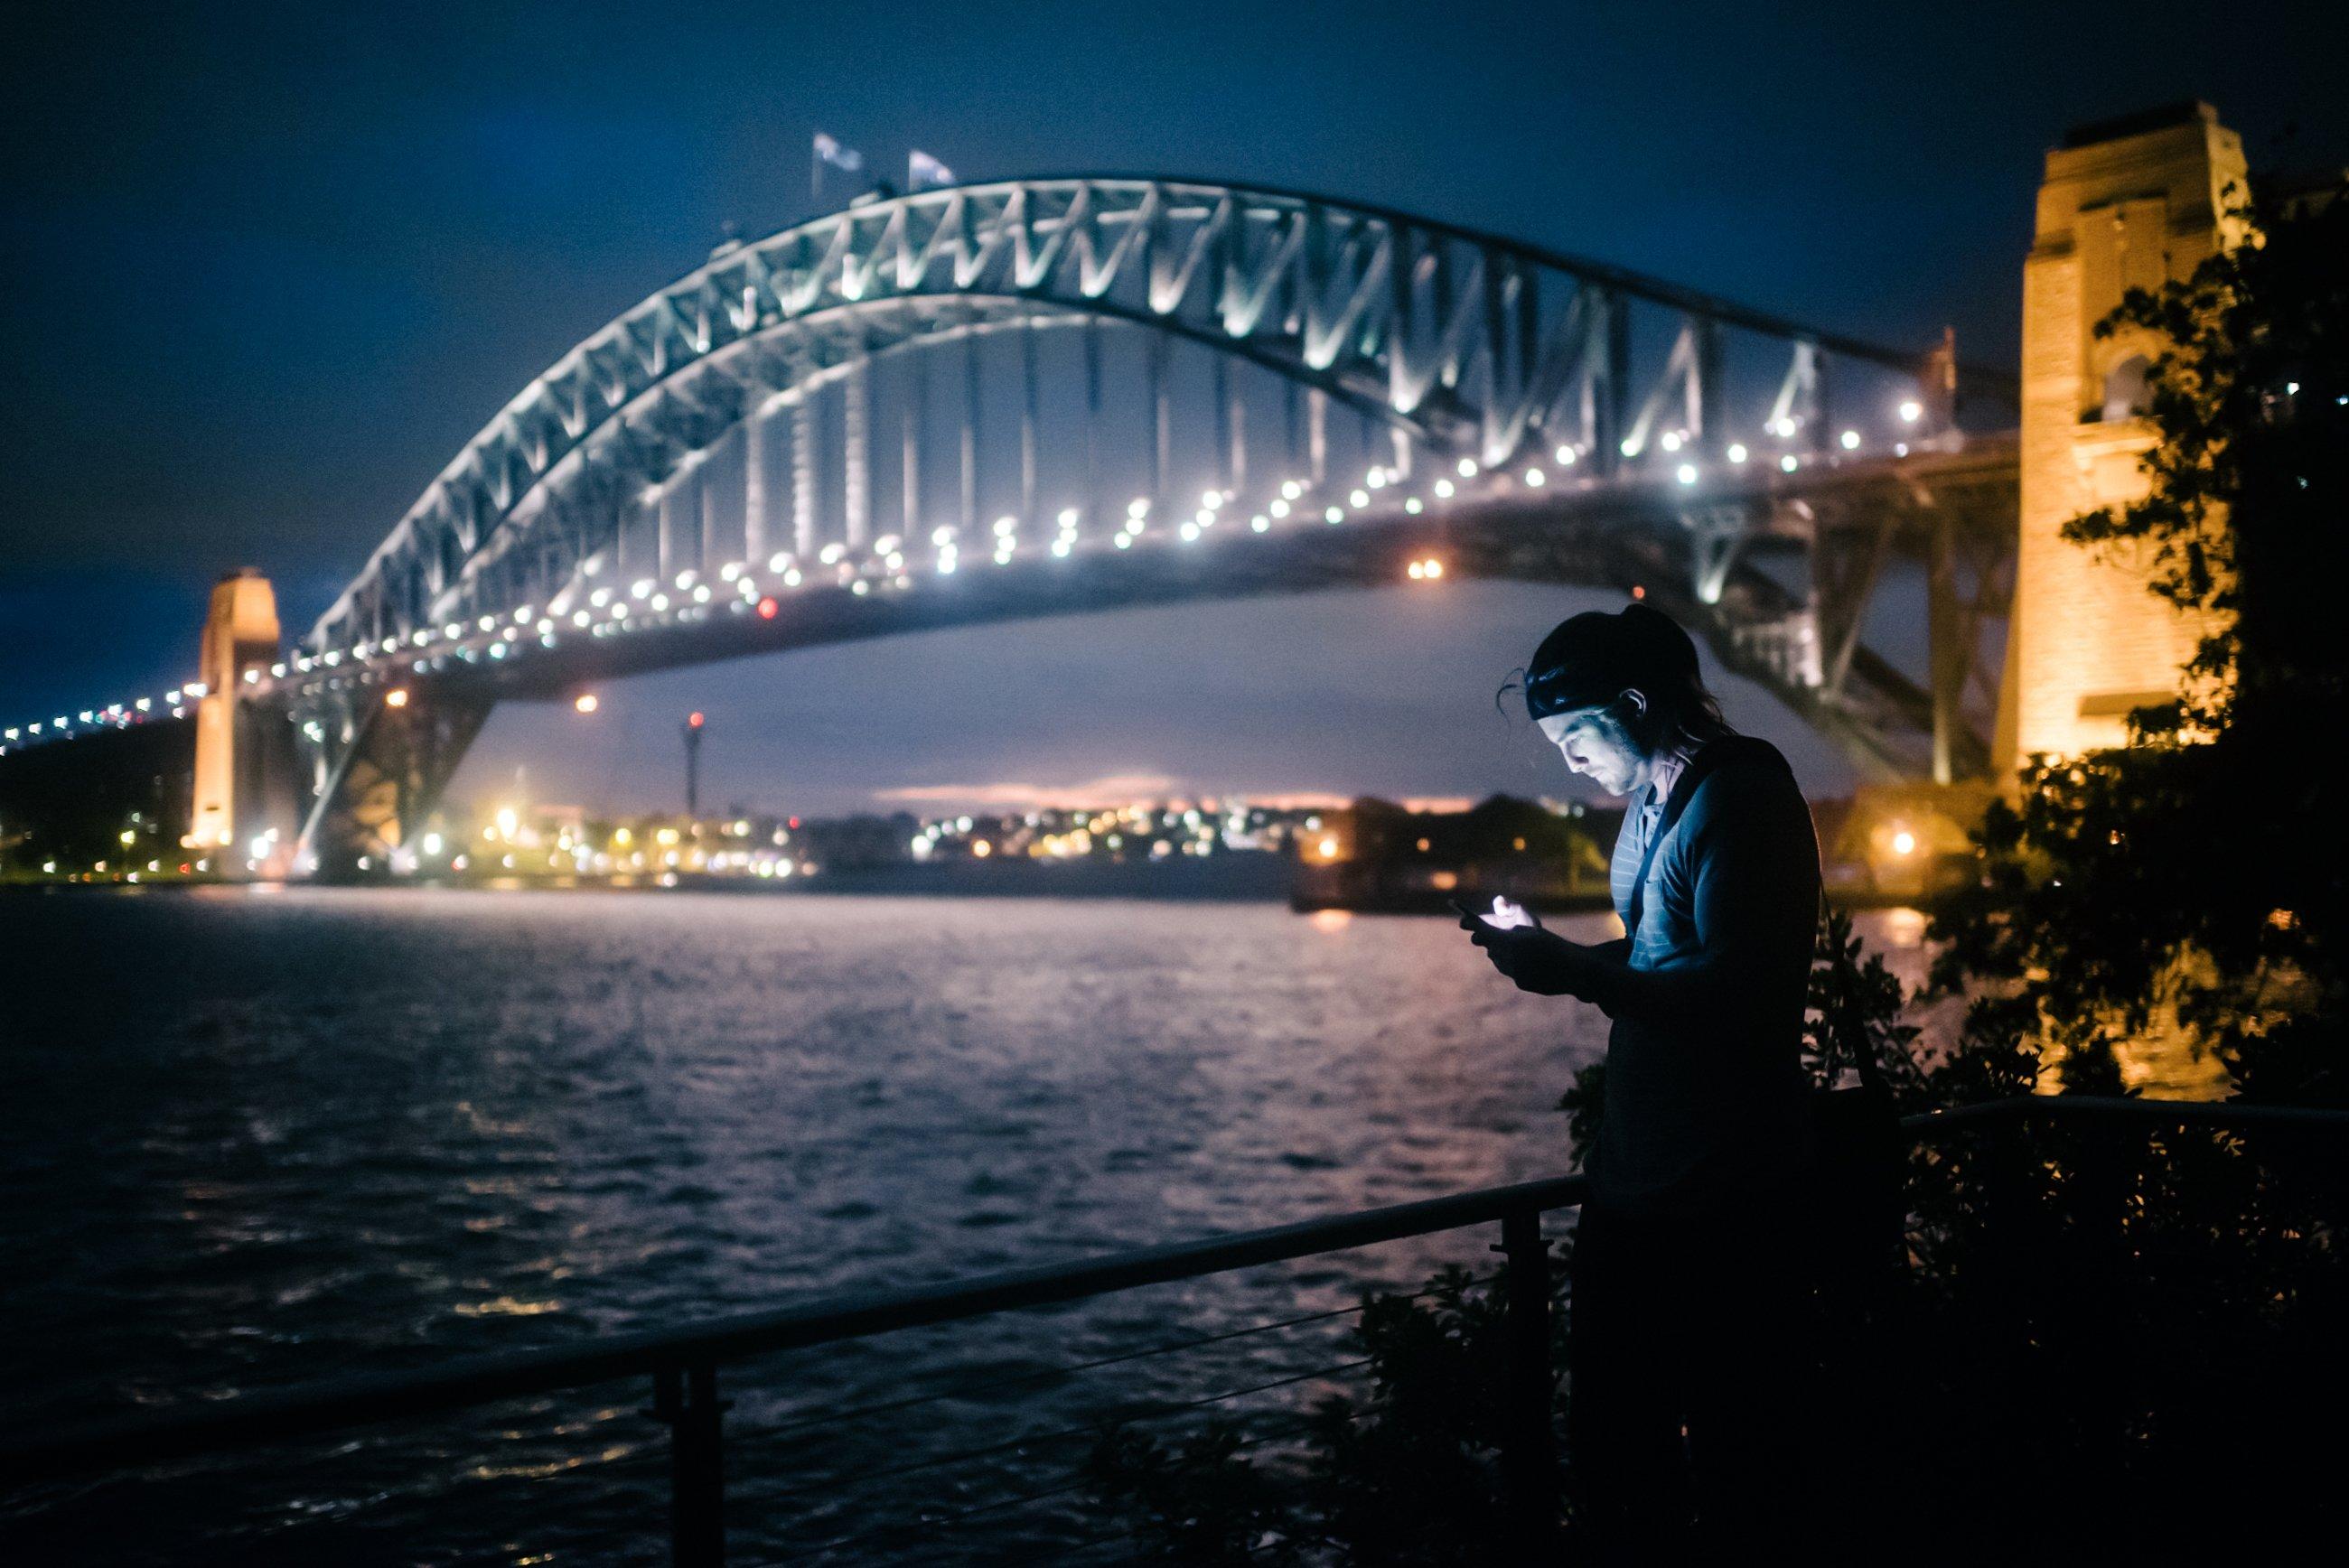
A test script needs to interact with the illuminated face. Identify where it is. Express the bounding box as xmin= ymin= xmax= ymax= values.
xmin=1538 ymin=700 xmax=1645 ymax=798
